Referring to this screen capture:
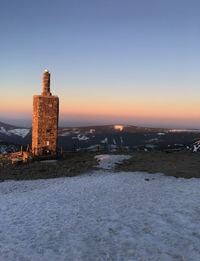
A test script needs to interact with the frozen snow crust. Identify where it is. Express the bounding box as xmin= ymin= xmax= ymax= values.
xmin=1 ymin=155 xmax=200 ymax=260
xmin=0 ymin=127 xmax=30 ymax=138
xmin=95 ymin=154 xmax=131 ymax=170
